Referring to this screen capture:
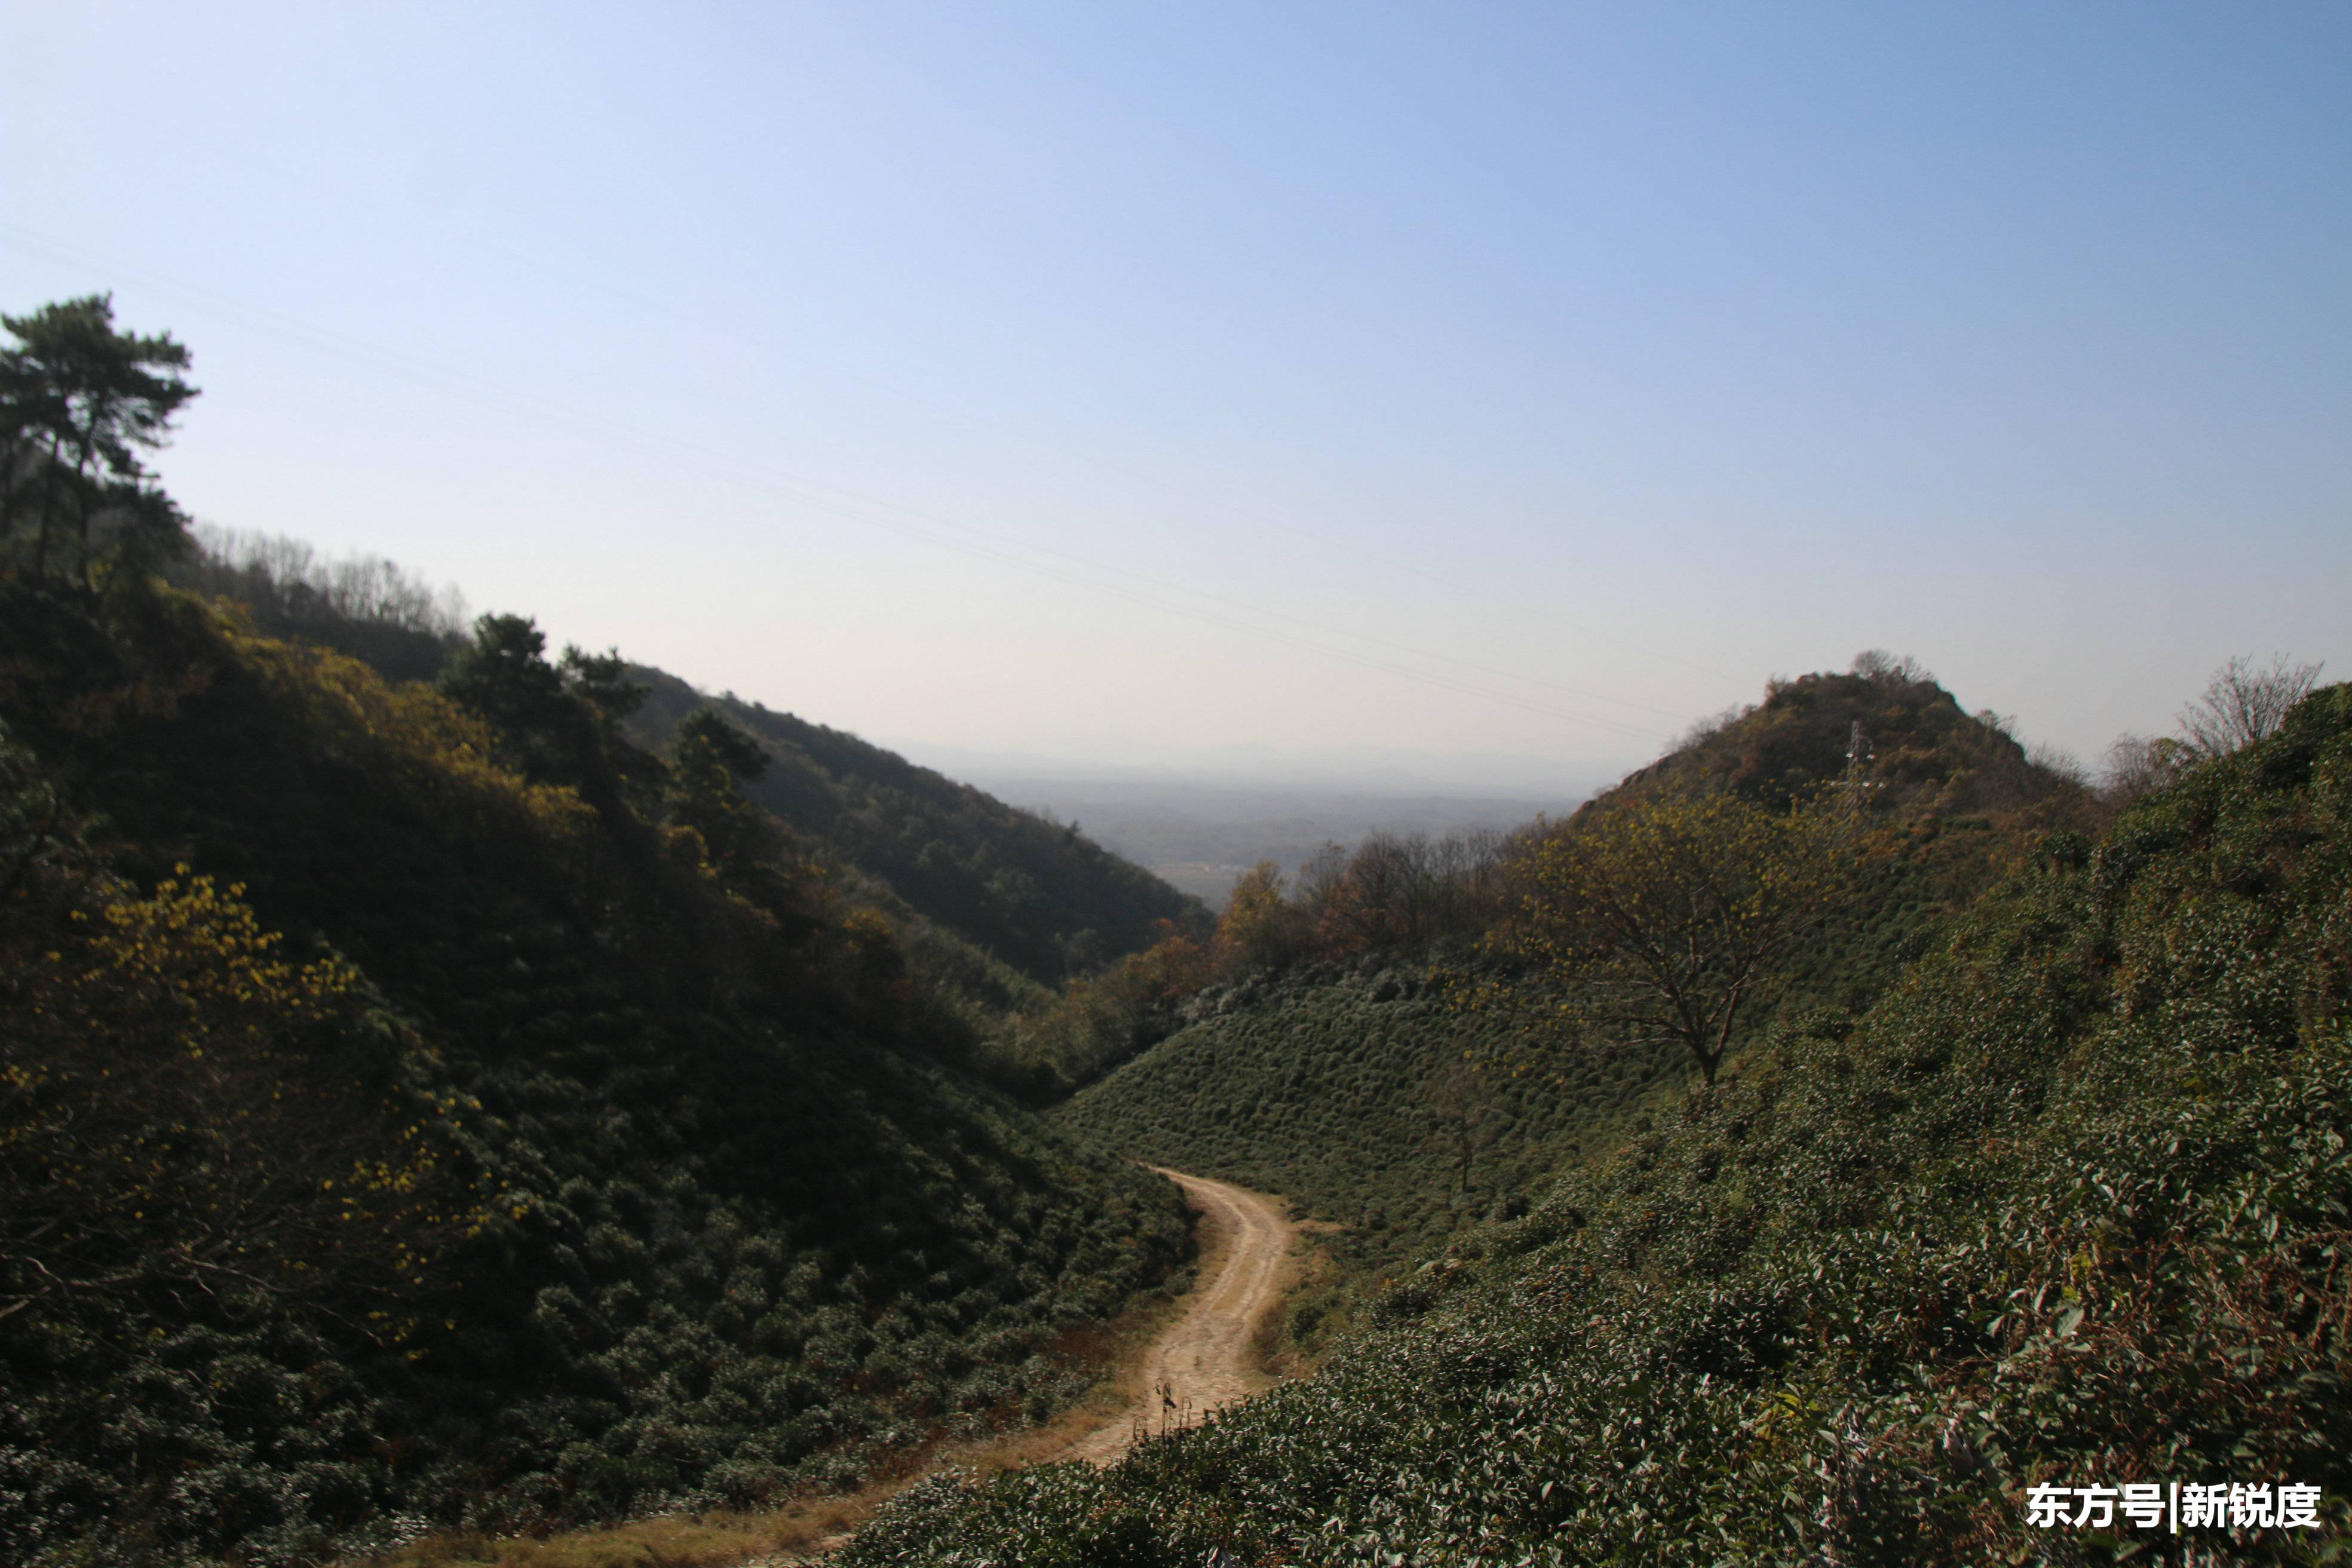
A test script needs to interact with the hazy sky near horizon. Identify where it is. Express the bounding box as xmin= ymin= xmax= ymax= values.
xmin=5 ymin=3 xmax=2345 ymax=791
